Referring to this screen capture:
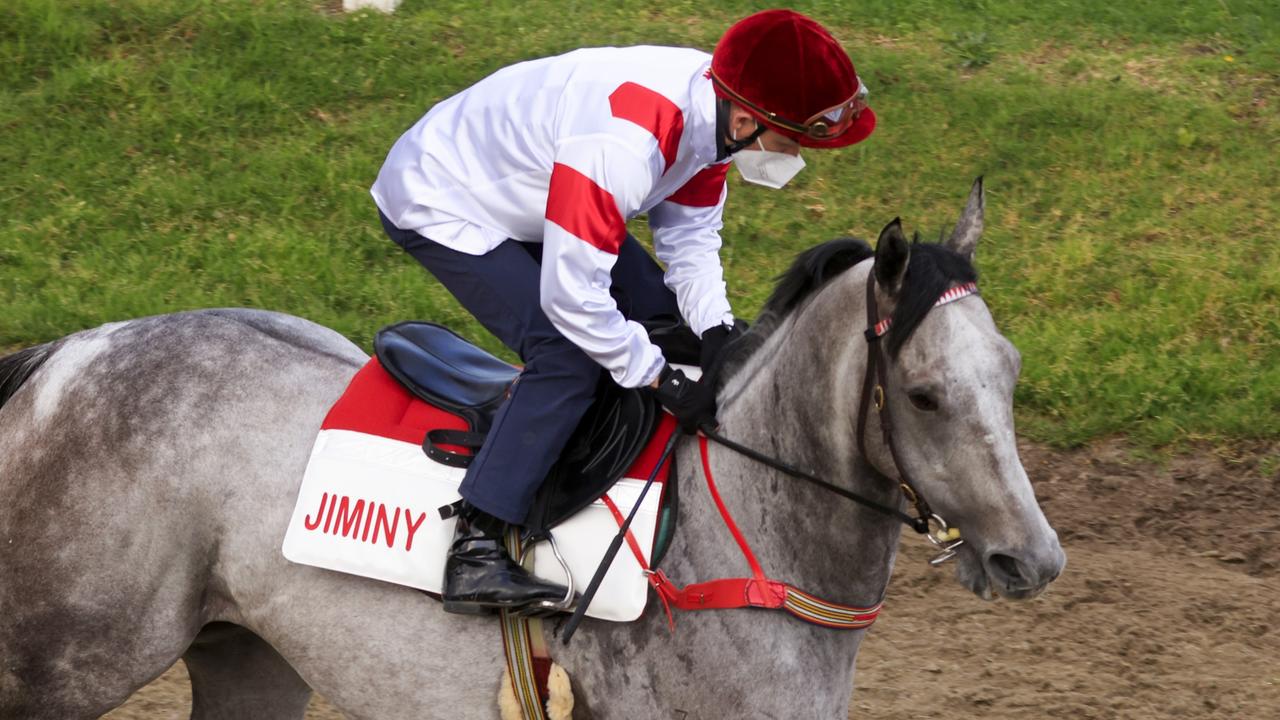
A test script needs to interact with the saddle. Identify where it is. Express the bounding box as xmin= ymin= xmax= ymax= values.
xmin=374 ymin=321 xmax=696 ymax=548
